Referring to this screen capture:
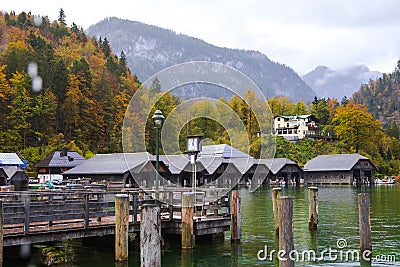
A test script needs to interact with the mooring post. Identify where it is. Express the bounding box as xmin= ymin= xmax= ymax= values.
xmin=182 ymin=192 xmax=194 ymax=249
xmin=0 ymin=200 xmax=3 ymax=267
xmin=278 ymin=196 xmax=294 ymax=267
xmin=231 ymin=190 xmax=241 ymax=241
xmin=308 ymin=187 xmax=318 ymax=230
xmin=358 ymin=193 xmax=372 ymax=260
xmin=272 ymin=187 xmax=282 ymax=234
xmin=140 ymin=204 xmax=161 ymax=267
xmin=115 ymin=194 xmax=129 ymax=263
